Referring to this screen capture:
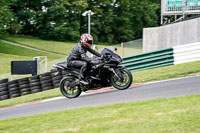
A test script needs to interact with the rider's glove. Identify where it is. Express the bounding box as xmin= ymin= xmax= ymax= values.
xmin=100 ymin=55 xmax=104 ymax=61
